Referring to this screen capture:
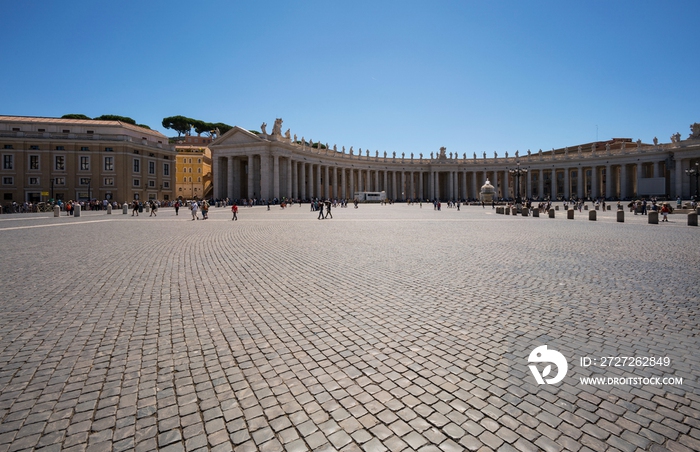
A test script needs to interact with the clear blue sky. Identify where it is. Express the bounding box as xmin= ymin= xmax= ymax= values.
xmin=2 ymin=1 xmax=698 ymax=158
